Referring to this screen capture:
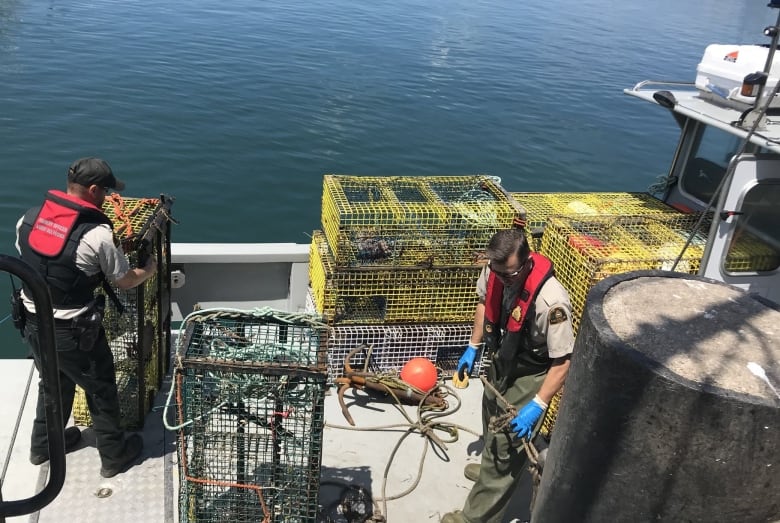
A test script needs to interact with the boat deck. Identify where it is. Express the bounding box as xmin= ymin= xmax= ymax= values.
xmin=0 ymin=359 xmax=533 ymax=523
